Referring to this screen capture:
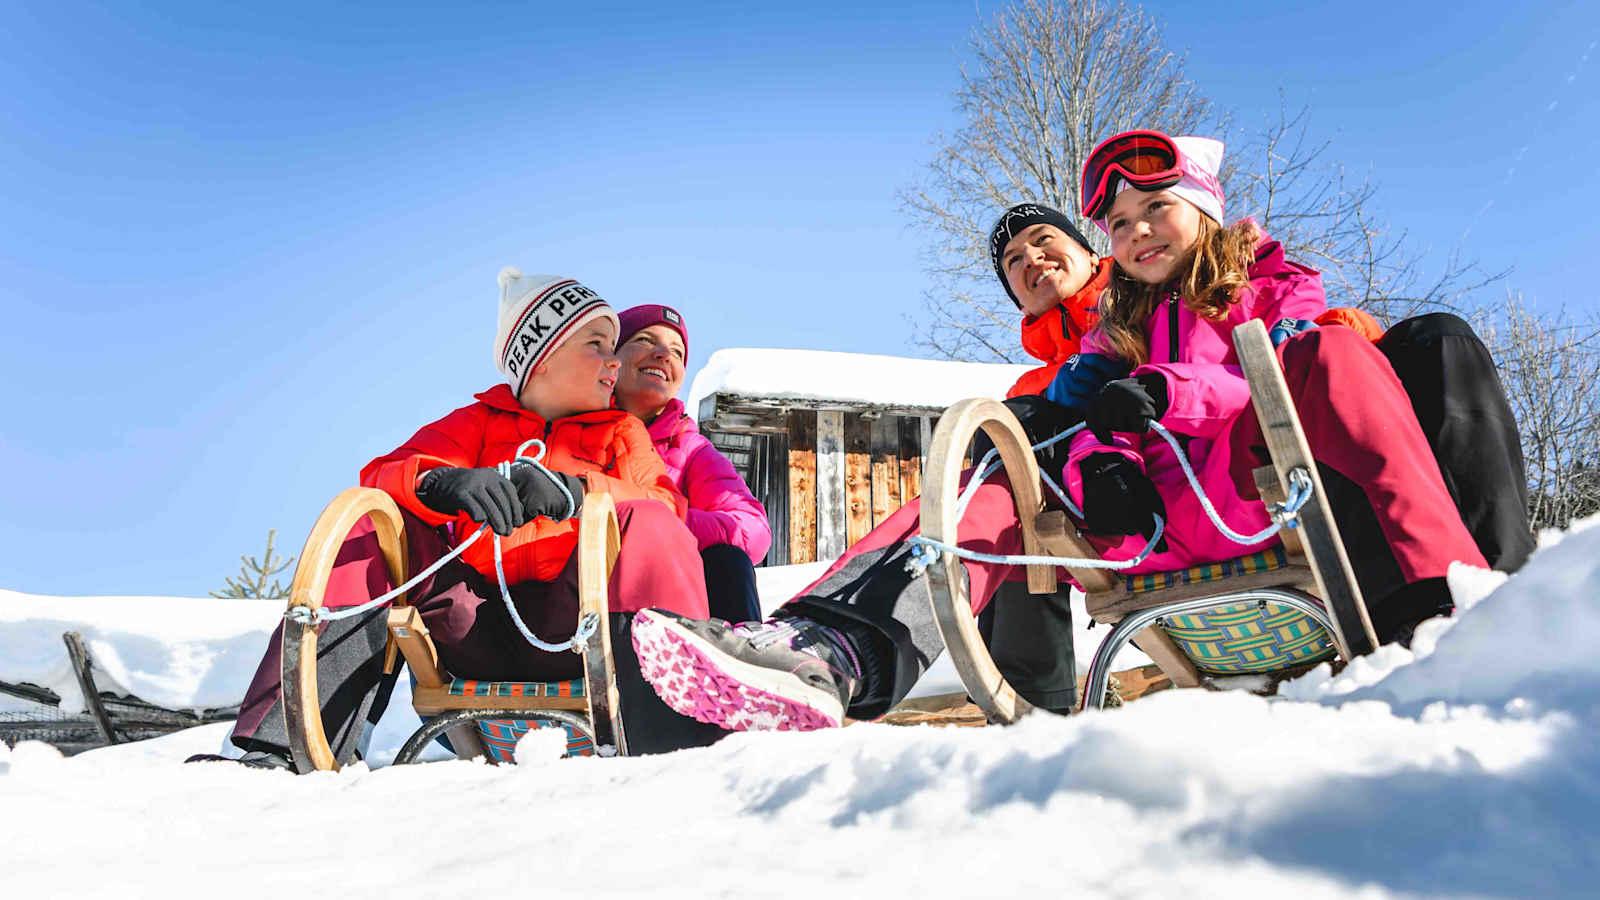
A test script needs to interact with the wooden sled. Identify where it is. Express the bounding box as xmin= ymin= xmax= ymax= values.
xmin=280 ymin=488 xmax=627 ymax=772
xmin=923 ymin=319 xmax=1380 ymax=723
